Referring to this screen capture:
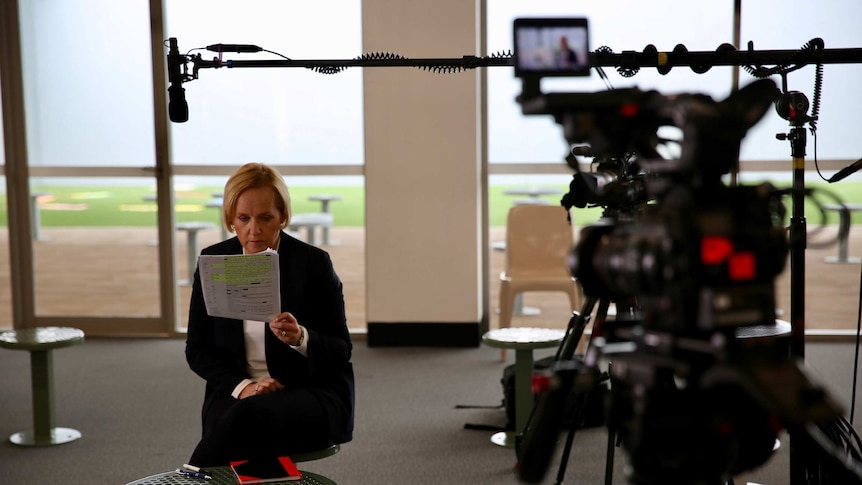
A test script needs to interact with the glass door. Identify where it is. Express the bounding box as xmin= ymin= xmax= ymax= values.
xmin=0 ymin=75 xmax=10 ymax=330
xmin=164 ymin=0 xmax=367 ymax=332
xmin=5 ymin=0 xmax=179 ymax=336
